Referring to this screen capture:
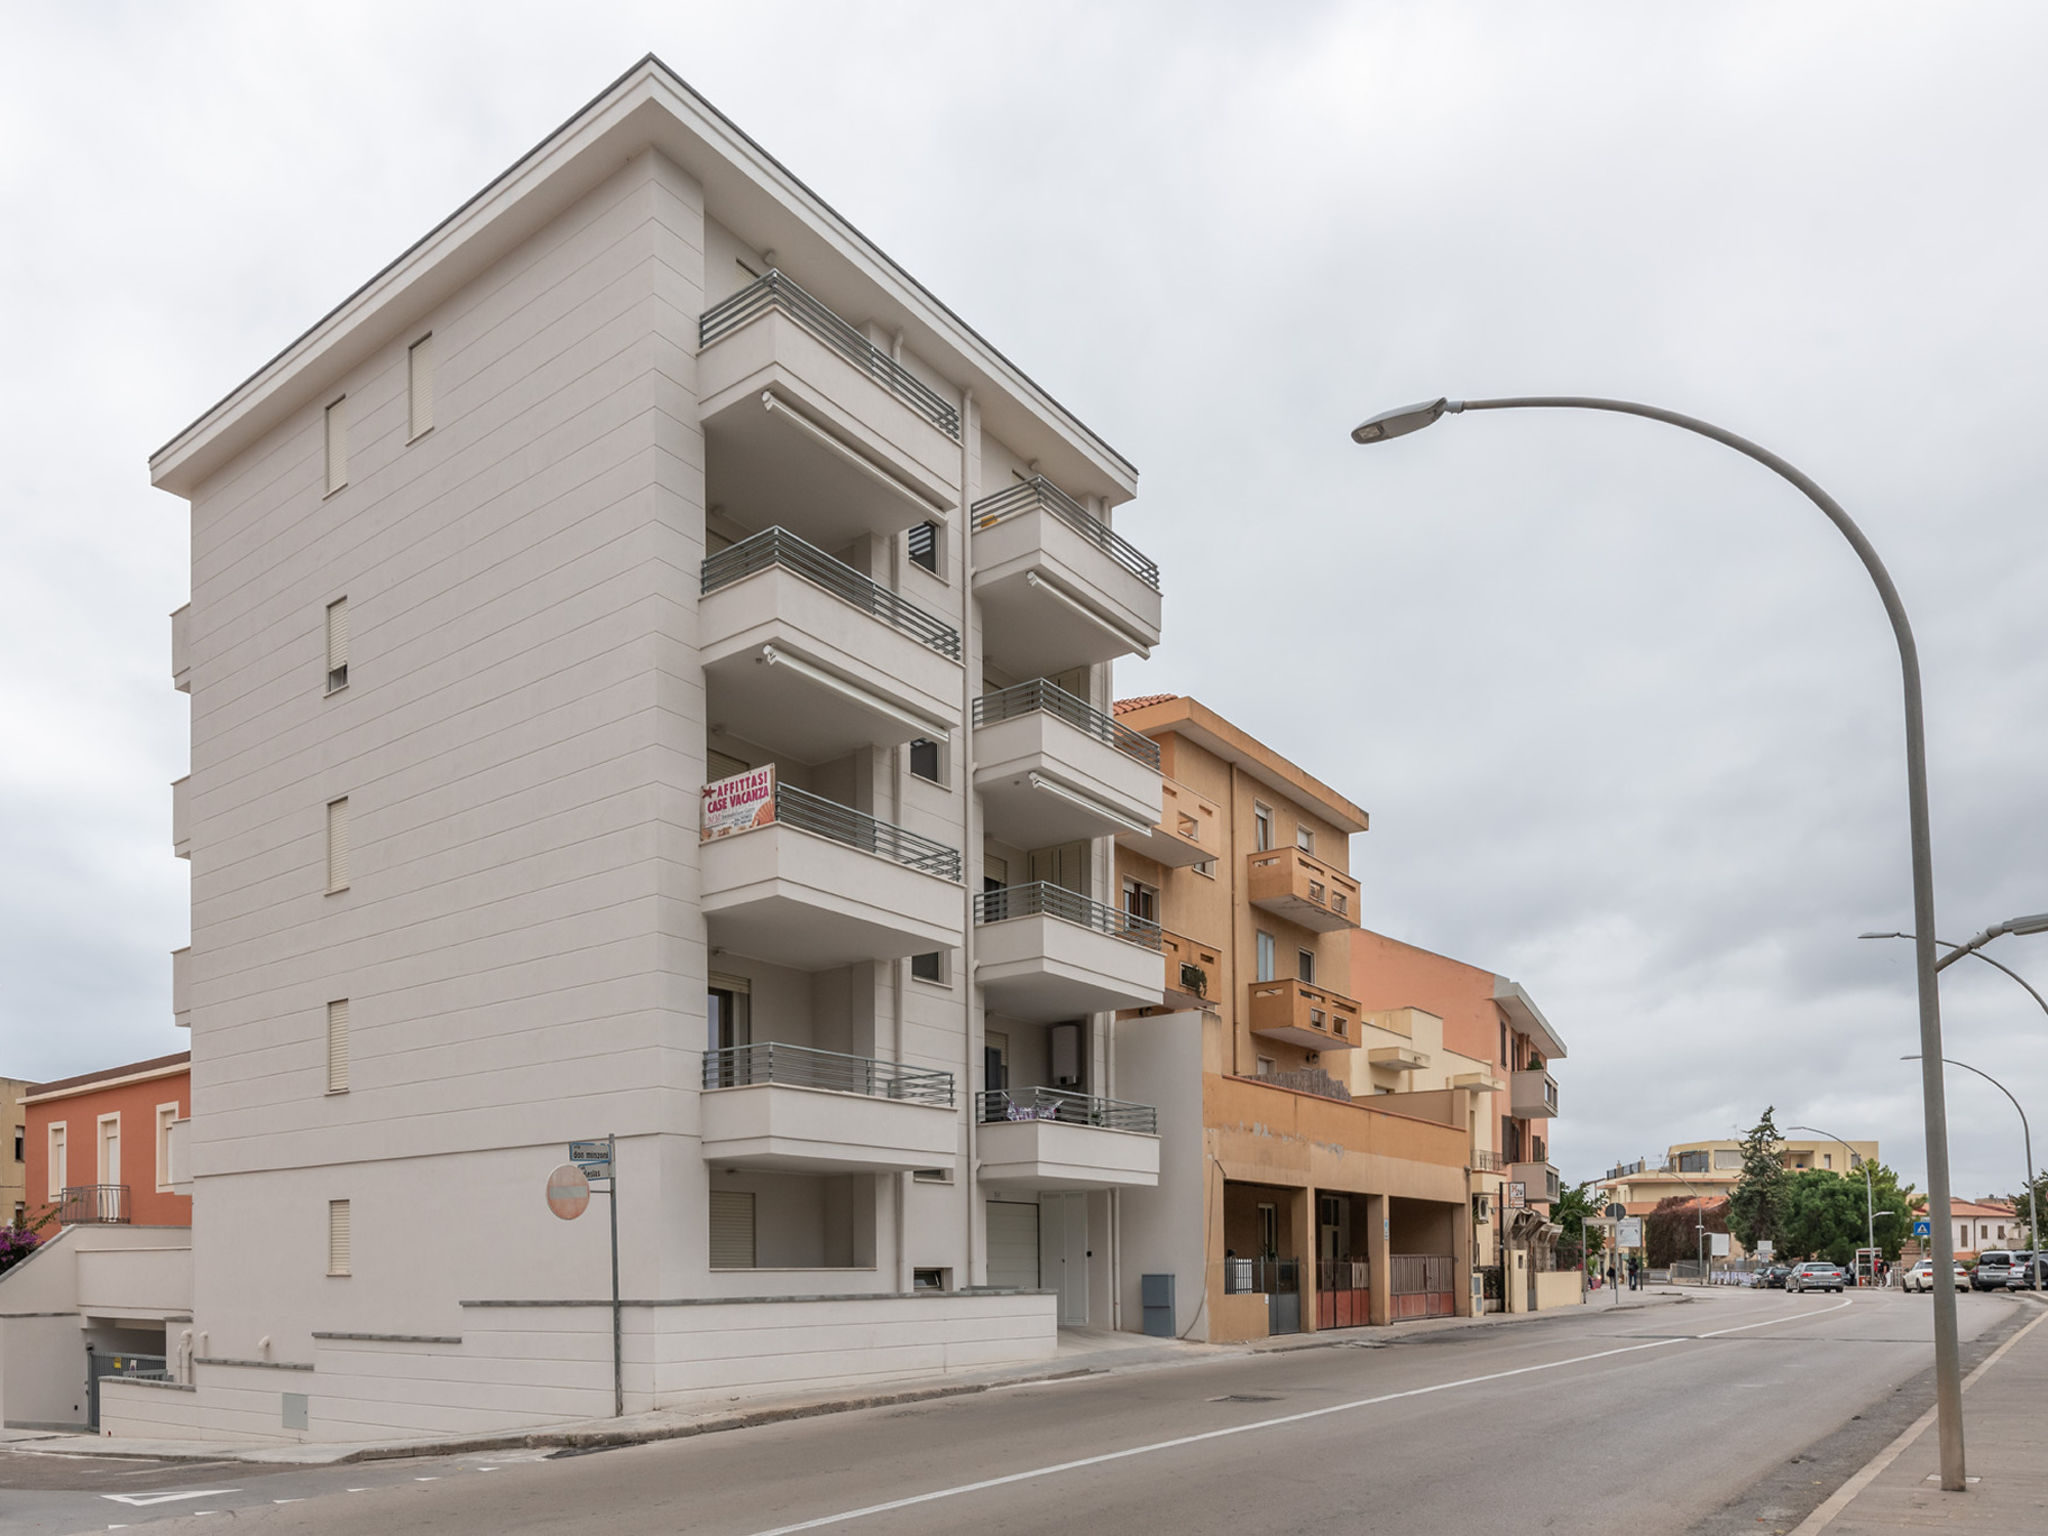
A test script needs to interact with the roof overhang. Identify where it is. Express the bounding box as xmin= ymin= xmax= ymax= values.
xmin=1115 ymin=696 xmax=1368 ymax=834
xmin=151 ymin=54 xmax=1137 ymax=505
xmin=1493 ymin=977 xmax=1567 ymax=1060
